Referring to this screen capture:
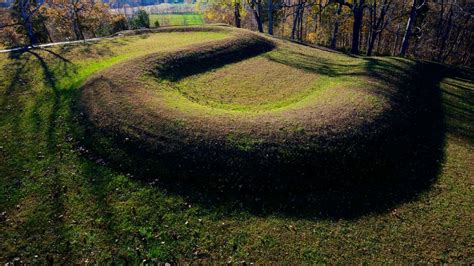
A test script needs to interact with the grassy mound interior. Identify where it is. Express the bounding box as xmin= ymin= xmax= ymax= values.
xmin=79 ymin=28 xmax=397 ymax=179
xmin=158 ymin=57 xmax=378 ymax=114
xmin=169 ymin=57 xmax=322 ymax=111
xmin=1 ymin=26 xmax=473 ymax=263
xmin=152 ymin=38 xmax=380 ymax=113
